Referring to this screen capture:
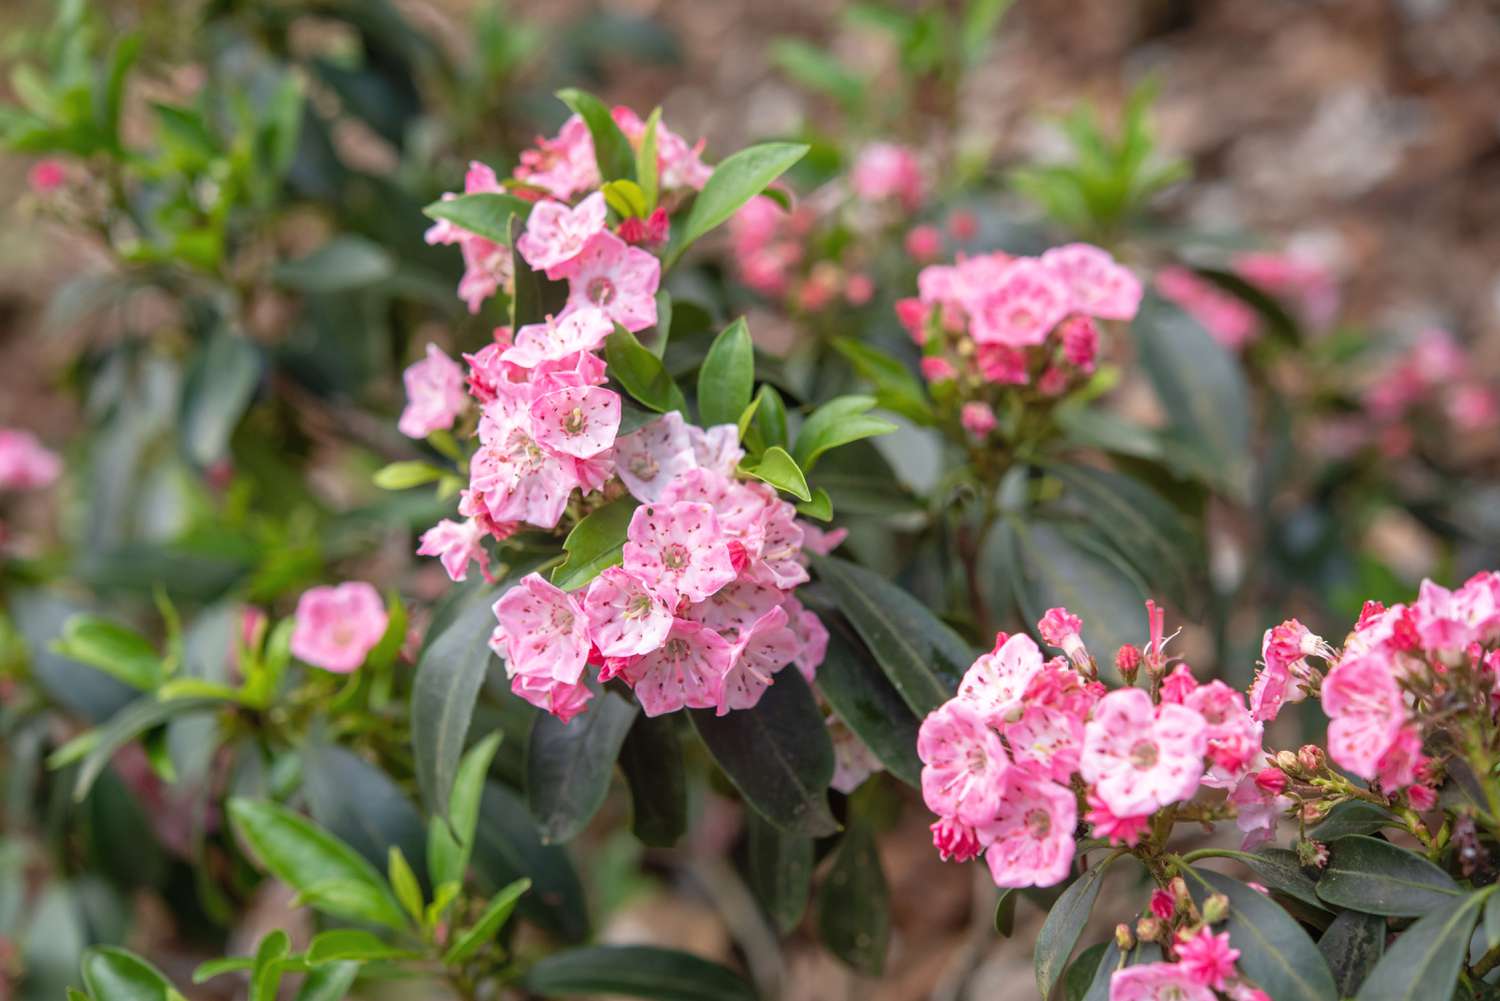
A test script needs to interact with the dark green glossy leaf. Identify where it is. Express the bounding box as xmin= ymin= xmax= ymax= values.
xmin=422 ymin=191 xmax=531 ymax=245
xmin=521 ymin=945 xmax=756 ymax=1001
xmin=1308 ymin=800 xmax=1399 ymax=842
xmin=813 ymin=620 xmax=921 ymax=786
xmin=181 ymin=327 xmax=262 ymax=466
xmin=1064 ymin=942 xmax=1109 ymax=1001
xmin=832 ymin=338 xmax=934 ymax=425
xmin=1316 ymin=836 xmax=1461 ymax=917
xmin=791 ymin=395 xmax=897 ymax=472
xmin=227 ymin=798 xmax=406 ymax=930
xmin=810 ymin=554 xmax=970 ymax=713
xmin=1354 ymin=888 xmax=1490 ymax=1001
xmin=667 ymin=142 xmax=809 ymax=267
xmin=412 ymin=582 xmax=499 ymax=815
xmin=1242 ymin=848 xmax=1331 ymax=917
xmin=607 ymin=326 xmax=688 ymax=414
xmin=697 ymin=318 xmax=753 ymax=428
xmin=471 ymin=782 xmax=589 ymax=942
xmin=427 ymin=732 xmax=503 ymax=888
xmin=556 ymin=88 xmax=635 ymax=182
xmin=551 ymin=497 xmax=638 ymax=591
xmin=994 ymin=888 xmax=1018 ymax=936
xmin=742 ymin=445 xmax=812 ymax=502
xmin=273 ymin=236 xmax=393 ymax=292
xmin=690 ymin=668 xmax=837 ymax=837
xmin=303 ymin=743 xmax=427 ymax=884
xmin=1318 ymin=909 xmax=1385 ymax=998
xmin=81 ymin=947 xmax=178 ymax=1001
xmin=527 ymin=685 xmax=637 ymax=843
xmin=1036 ymin=858 xmax=1116 ymax=998
xmin=817 ymin=821 xmax=889 ymax=975
xmin=747 ymin=810 xmax=812 ymax=935
xmin=618 ymin=713 xmax=687 ymax=847
xmin=1184 ymin=868 xmax=1336 ymax=1001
